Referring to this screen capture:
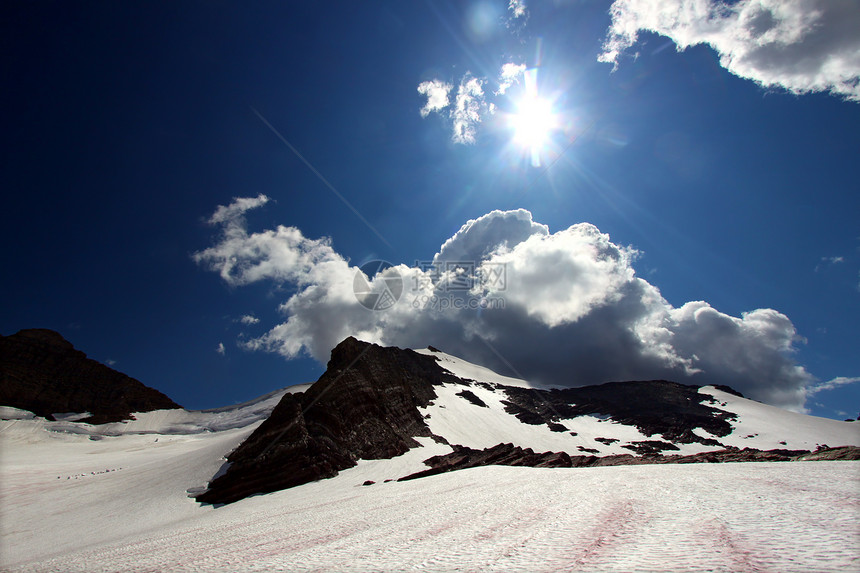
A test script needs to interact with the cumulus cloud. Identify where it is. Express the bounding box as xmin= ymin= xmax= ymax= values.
xmin=239 ymin=315 xmax=260 ymax=325
xmin=417 ymin=80 xmax=452 ymax=118
xmin=216 ymin=342 xmax=226 ymax=356
xmin=599 ymin=0 xmax=860 ymax=102
xmin=195 ymin=197 xmax=831 ymax=412
xmin=192 ymin=195 xmax=344 ymax=287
